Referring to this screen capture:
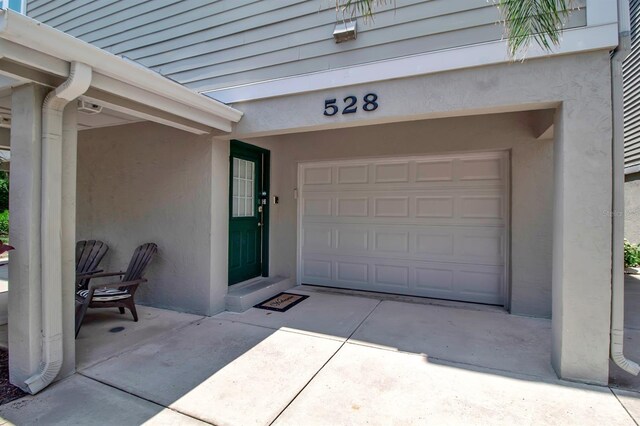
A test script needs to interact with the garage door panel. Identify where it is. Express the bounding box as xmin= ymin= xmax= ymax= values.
xmin=415 ymin=267 xmax=455 ymax=291
xmin=416 ymin=160 xmax=454 ymax=182
xmin=303 ymin=166 xmax=332 ymax=185
xmin=305 ymin=182 xmax=504 ymax=194
xmin=301 ymin=224 xmax=504 ymax=266
xmin=336 ymin=228 xmax=369 ymax=251
xmin=416 ymin=196 xmax=455 ymax=218
xmin=416 ymin=233 xmax=455 ymax=256
xmin=374 ymin=162 xmax=410 ymax=183
xmin=455 ymin=266 xmax=504 ymax=303
xmin=460 ymin=233 xmax=504 ymax=259
xmin=303 ymin=197 xmax=332 ymax=217
xmin=375 ymin=264 xmax=410 ymax=287
xmin=299 ymin=152 xmax=508 ymax=305
xmin=303 ymin=182 xmax=505 ymax=193
xmin=336 ymin=261 xmax=369 ymax=284
xmin=337 ymin=197 xmax=369 ymax=217
xmin=337 ymin=164 xmax=369 ymax=184
xmin=373 ymin=231 xmax=410 ymax=253
xmin=302 ymin=259 xmax=332 ymax=280
xmin=302 ymin=190 xmax=506 ymax=226
xmin=301 ymin=227 xmax=333 ymax=250
xmin=457 ymin=157 xmax=503 ymax=180
xmin=302 ymin=154 xmax=506 ymax=188
xmin=299 ymin=254 xmax=505 ymax=304
xmin=460 ymin=195 xmax=504 ymax=219
xmin=304 ymin=217 xmax=504 ymax=228
xmin=373 ymin=197 xmax=410 ymax=217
